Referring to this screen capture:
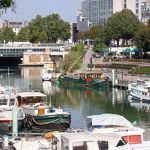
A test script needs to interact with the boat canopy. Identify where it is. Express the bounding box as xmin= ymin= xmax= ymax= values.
xmin=86 ymin=113 xmax=134 ymax=128
xmin=17 ymin=91 xmax=47 ymax=98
